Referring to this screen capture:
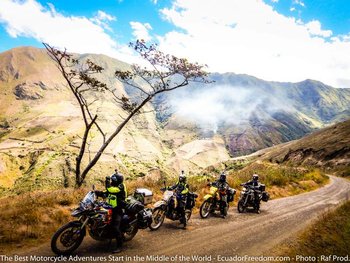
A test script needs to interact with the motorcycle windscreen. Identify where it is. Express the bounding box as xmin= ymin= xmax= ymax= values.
xmin=81 ymin=191 xmax=96 ymax=206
